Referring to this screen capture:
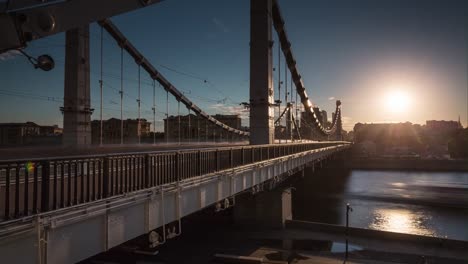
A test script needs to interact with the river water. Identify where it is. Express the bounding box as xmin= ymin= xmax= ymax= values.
xmin=292 ymin=165 xmax=468 ymax=241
